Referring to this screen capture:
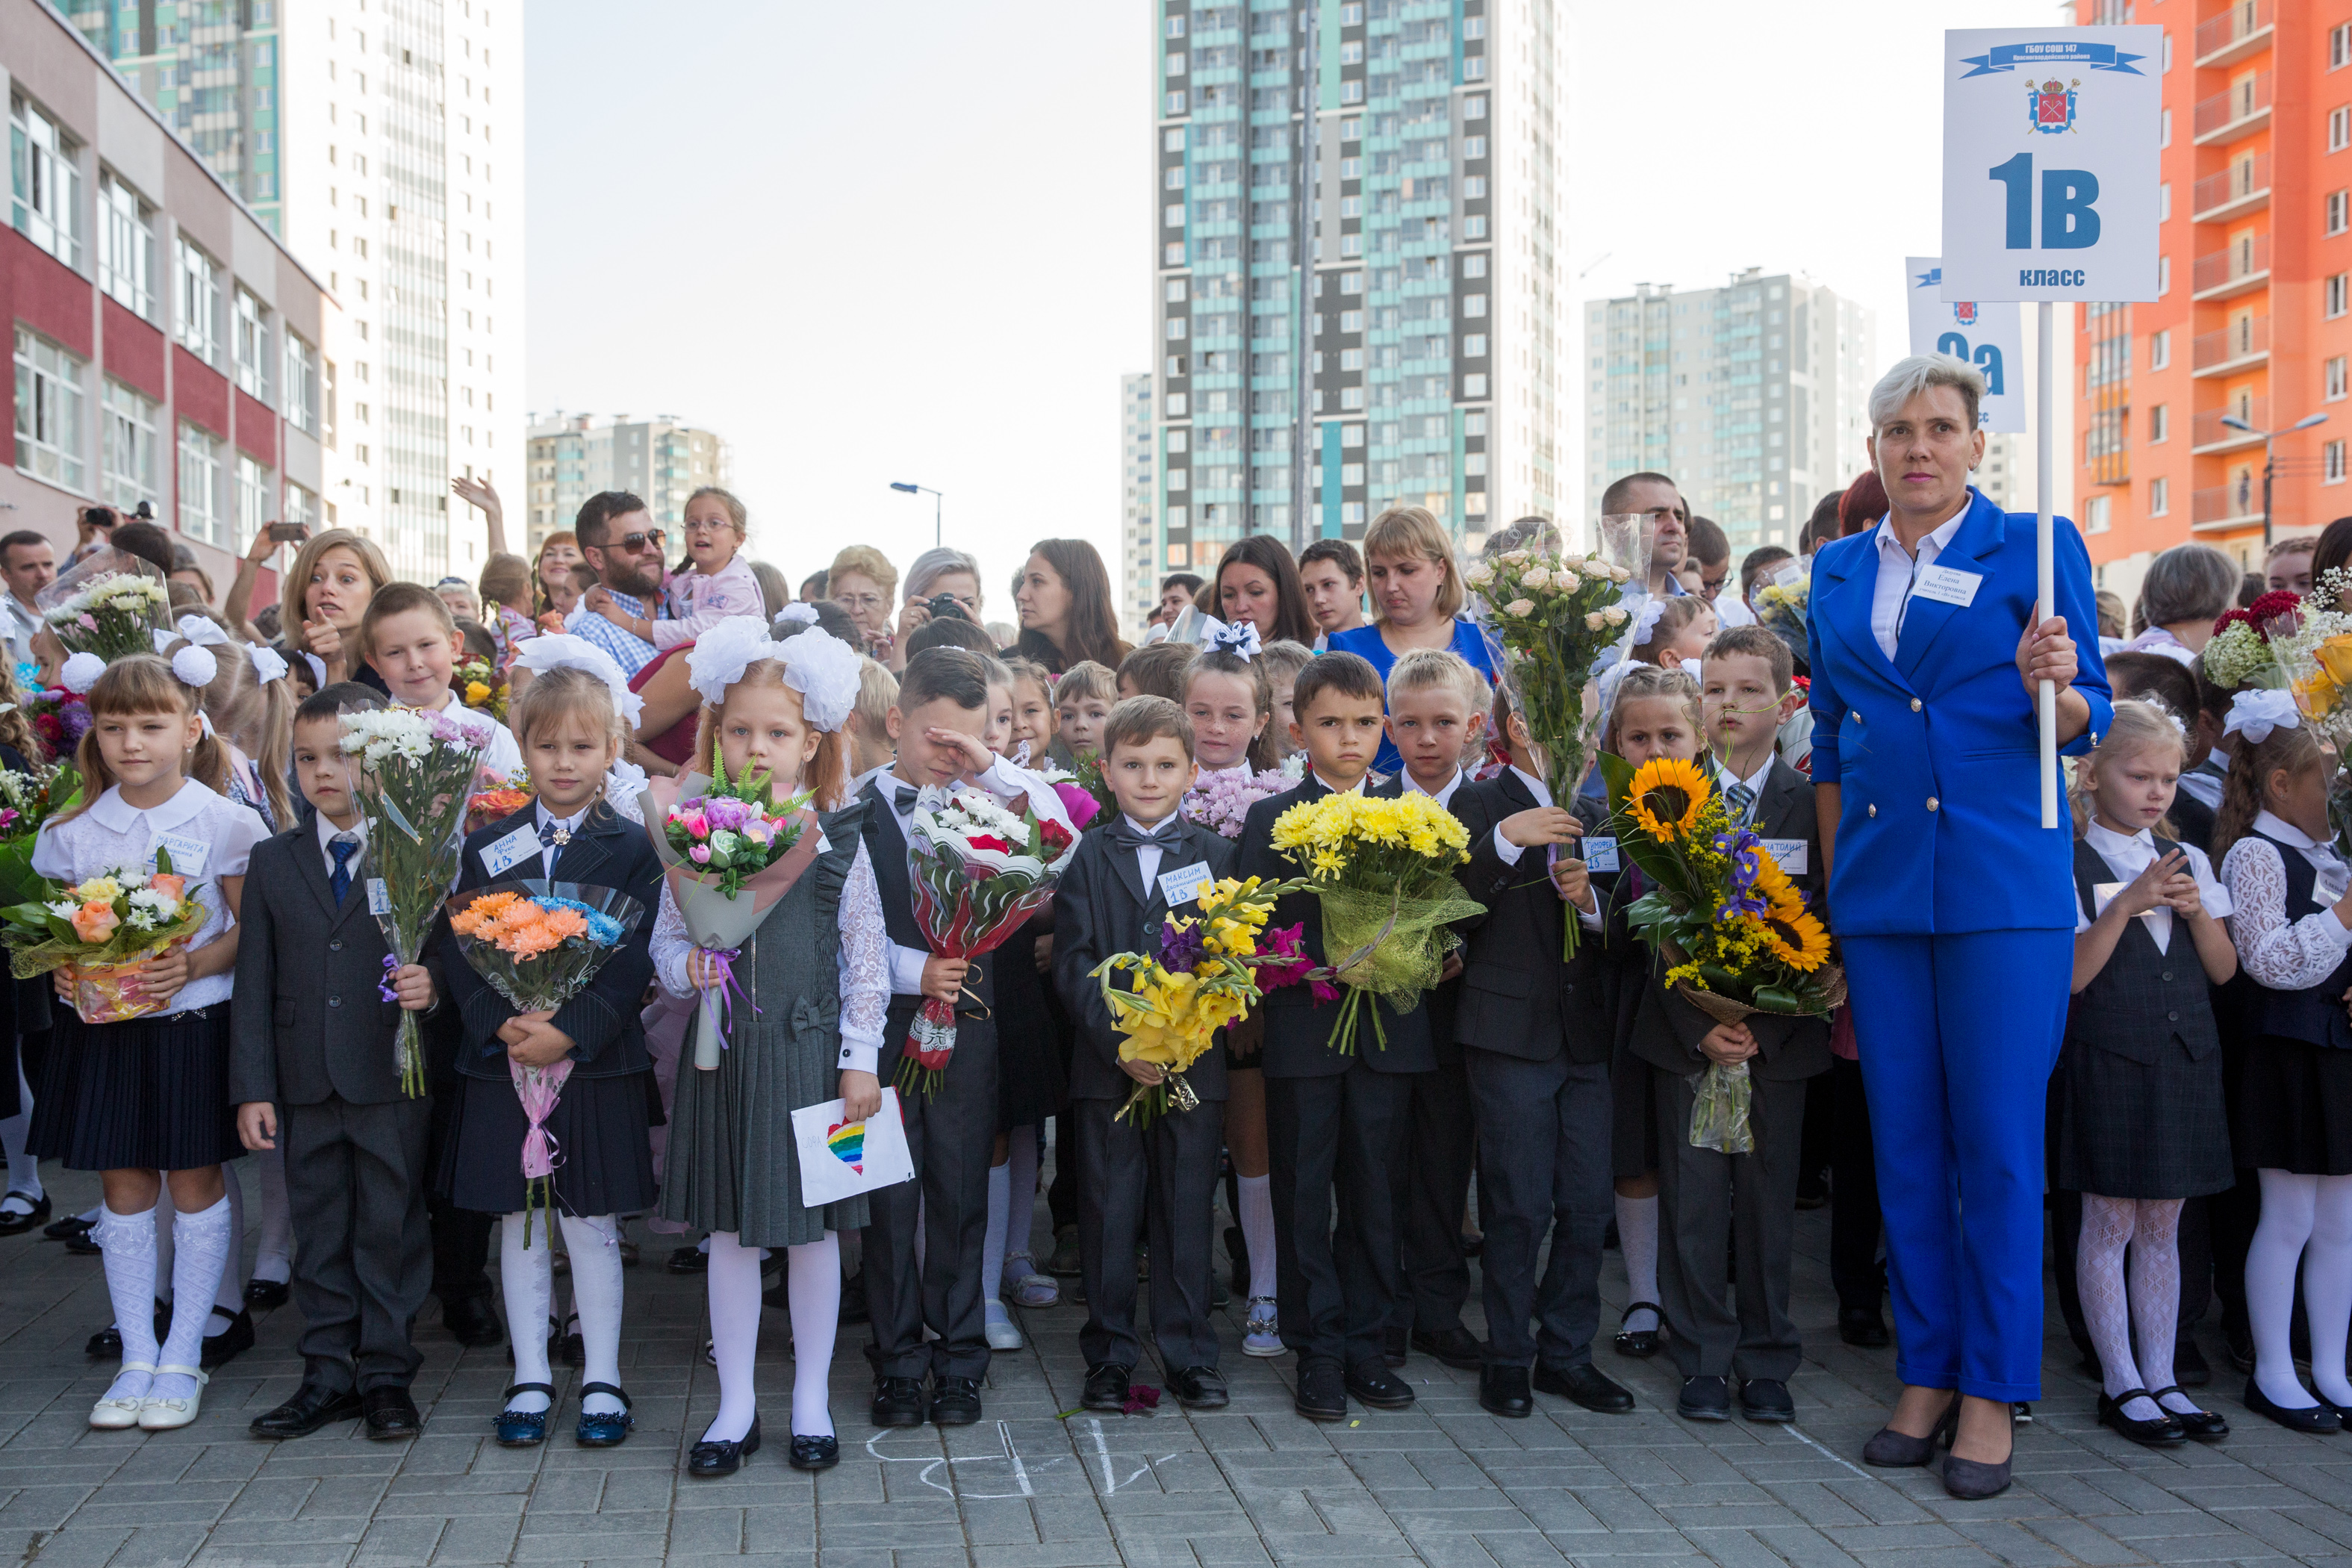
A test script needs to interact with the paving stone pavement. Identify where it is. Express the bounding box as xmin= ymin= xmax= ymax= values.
xmin=1 ymin=1163 xmax=2348 ymax=1568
